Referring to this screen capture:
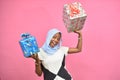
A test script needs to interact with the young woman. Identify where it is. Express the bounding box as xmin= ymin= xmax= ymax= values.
xmin=31 ymin=28 xmax=82 ymax=80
